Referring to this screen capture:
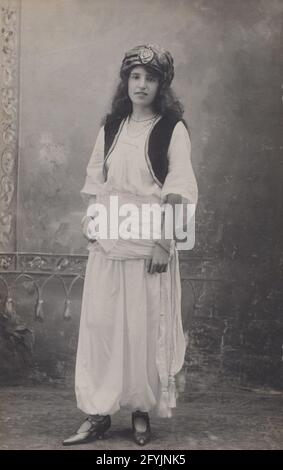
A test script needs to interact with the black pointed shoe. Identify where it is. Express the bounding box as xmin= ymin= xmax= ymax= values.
xmin=62 ymin=414 xmax=111 ymax=446
xmin=132 ymin=410 xmax=151 ymax=446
